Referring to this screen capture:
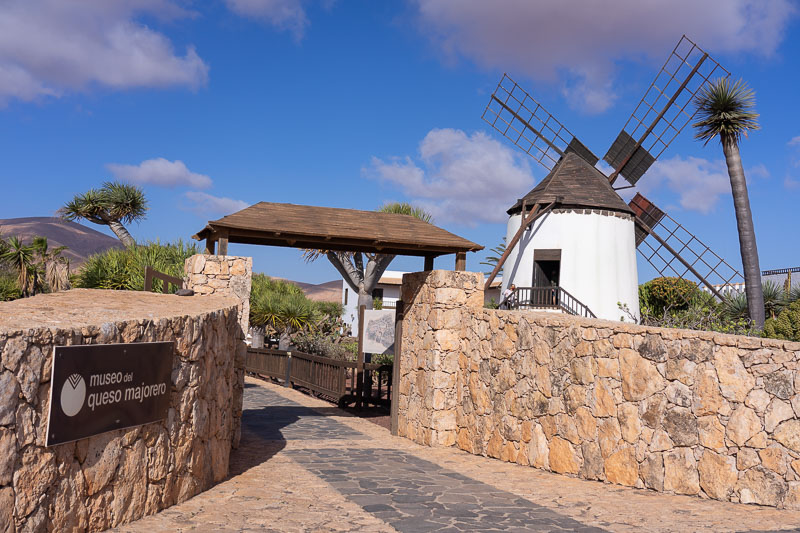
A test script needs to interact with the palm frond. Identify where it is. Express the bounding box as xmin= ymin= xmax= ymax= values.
xmin=378 ymin=202 xmax=433 ymax=223
xmin=692 ymin=77 xmax=760 ymax=146
xmin=101 ymin=181 xmax=148 ymax=224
